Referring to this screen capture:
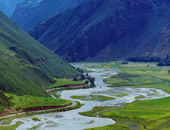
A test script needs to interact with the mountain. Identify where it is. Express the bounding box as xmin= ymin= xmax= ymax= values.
xmin=0 ymin=0 xmax=24 ymax=16
xmin=11 ymin=0 xmax=85 ymax=31
xmin=0 ymin=10 xmax=78 ymax=97
xmin=29 ymin=0 xmax=170 ymax=62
